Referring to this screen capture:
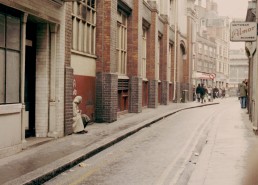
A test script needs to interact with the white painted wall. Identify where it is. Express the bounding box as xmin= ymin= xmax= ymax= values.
xmin=71 ymin=54 xmax=96 ymax=77
xmin=0 ymin=104 xmax=22 ymax=158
